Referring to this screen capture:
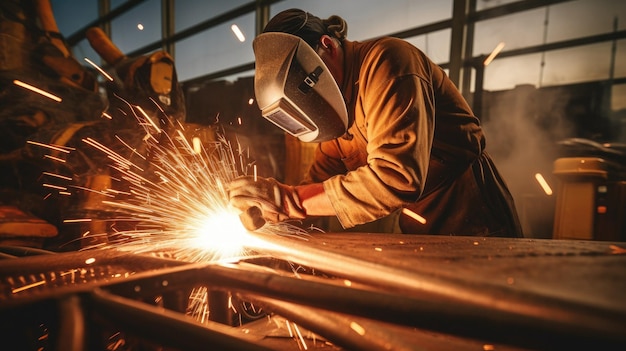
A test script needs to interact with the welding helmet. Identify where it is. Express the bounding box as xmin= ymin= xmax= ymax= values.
xmin=252 ymin=32 xmax=348 ymax=143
